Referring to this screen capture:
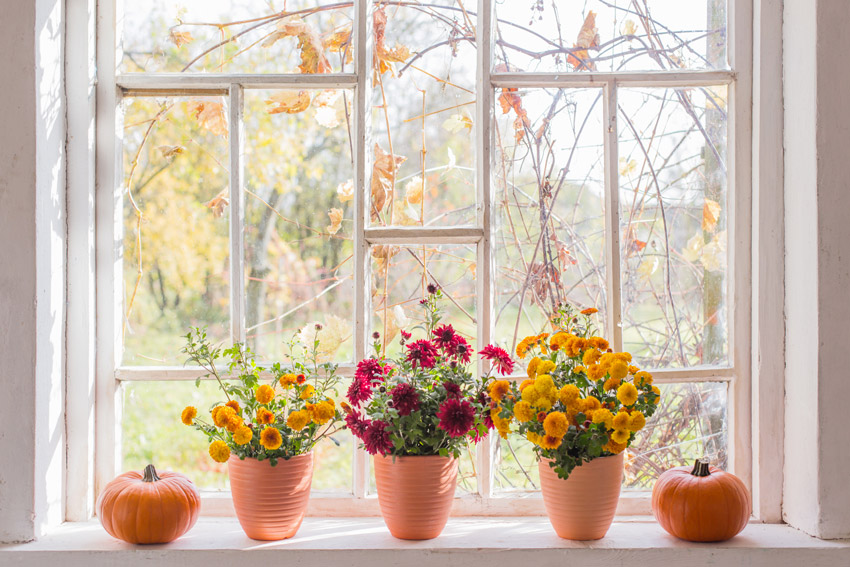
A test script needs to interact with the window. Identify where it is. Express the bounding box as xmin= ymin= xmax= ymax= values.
xmin=98 ymin=0 xmax=748 ymax=514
